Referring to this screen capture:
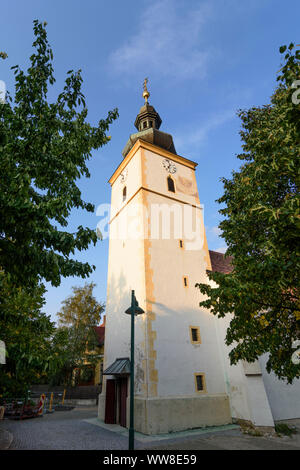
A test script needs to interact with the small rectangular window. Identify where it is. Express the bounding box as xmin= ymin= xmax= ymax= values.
xmin=167 ymin=176 xmax=175 ymax=193
xmin=194 ymin=373 xmax=206 ymax=393
xmin=196 ymin=375 xmax=203 ymax=391
xmin=179 ymin=240 xmax=184 ymax=249
xmin=190 ymin=326 xmax=201 ymax=344
xmin=192 ymin=328 xmax=198 ymax=342
xmin=183 ymin=276 xmax=188 ymax=287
